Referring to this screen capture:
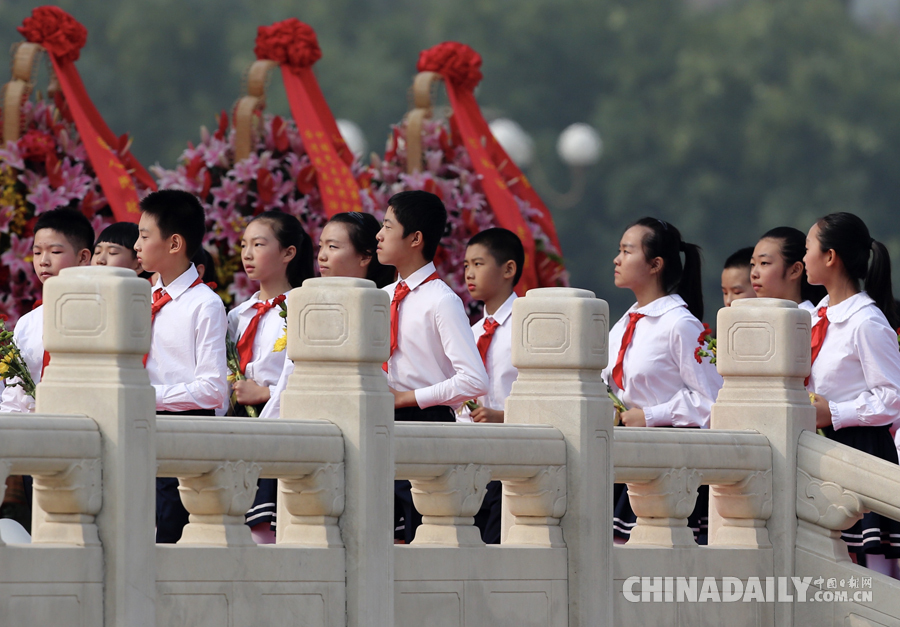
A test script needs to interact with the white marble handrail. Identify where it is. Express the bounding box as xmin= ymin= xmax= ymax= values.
xmin=797 ymin=430 xmax=900 ymax=560
xmin=394 ymin=422 xmax=567 ymax=548
xmin=614 ymin=428 xmax=773 ymax=548
xmin=0 ymin=414 xmax=102 ymax=546
xmin=156 ymin=416 xmax=345 ymax=547
xmin=614 ymin=428 xmax=772 ymax=483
